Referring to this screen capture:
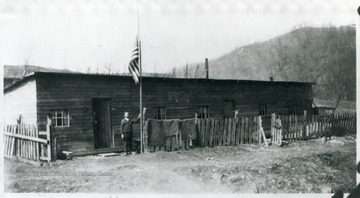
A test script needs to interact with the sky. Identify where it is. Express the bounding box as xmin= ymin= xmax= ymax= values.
xmin=0 ymin=0 xmax=356 ymax=74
